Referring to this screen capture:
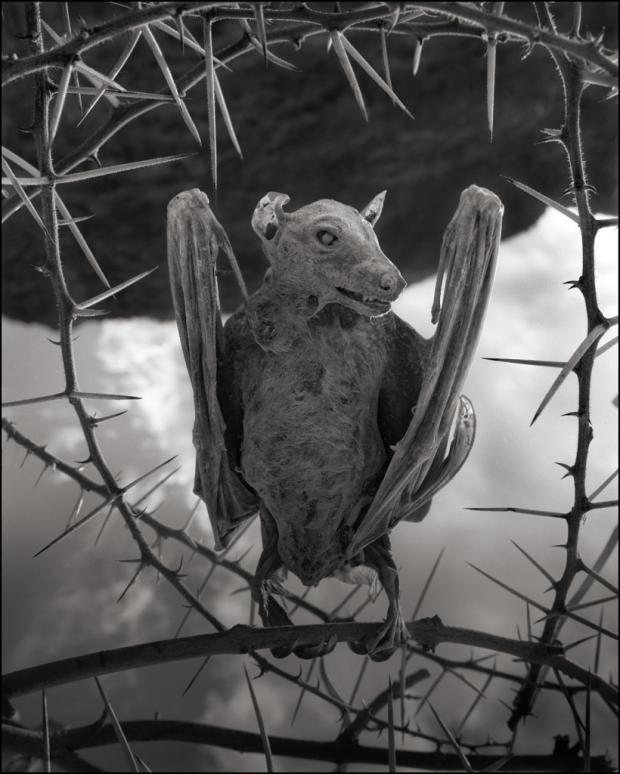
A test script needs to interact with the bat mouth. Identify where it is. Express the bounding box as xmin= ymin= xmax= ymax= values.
xmin=335 ymin=286 xmax=391 ymax=314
